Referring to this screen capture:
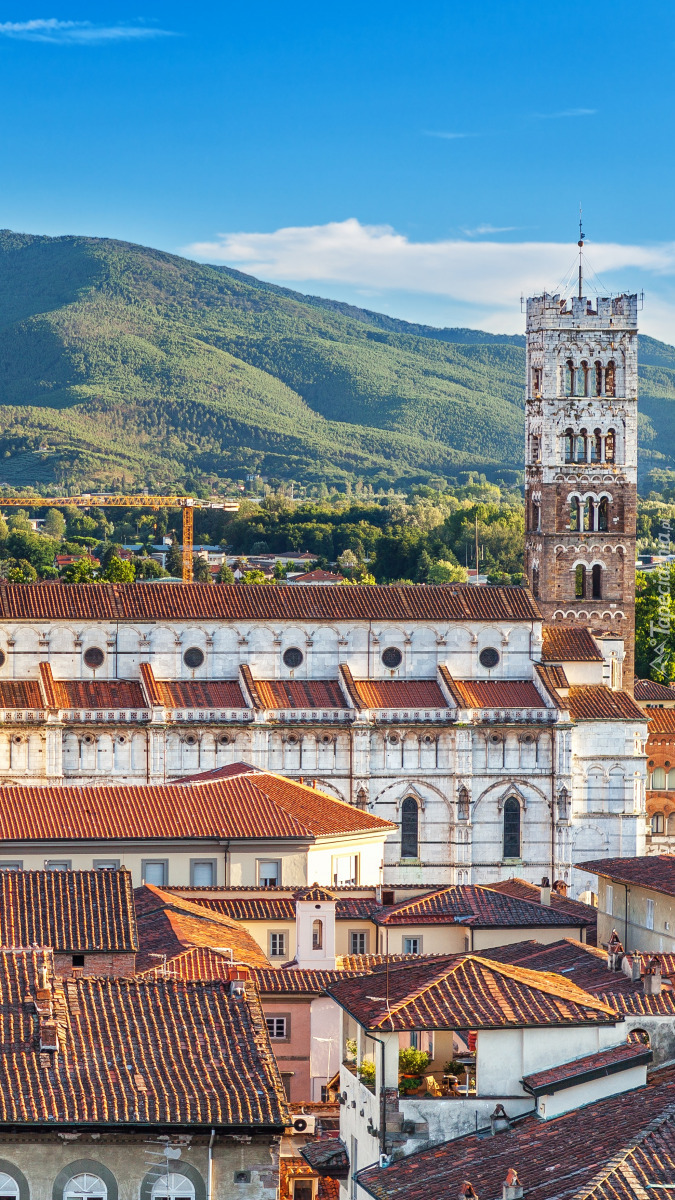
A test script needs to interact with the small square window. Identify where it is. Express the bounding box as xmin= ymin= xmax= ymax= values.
xmin=191 ymin=859 xmax=216 ymax=886
xmin=258 ymin=860 xmax=280 ymax=887
xmin=294 ymin=1183 xmax=314 ymax=1200
xmin=142 ymin=860 xmax=168 ymax=886
xmin=265 ymin=1015 xmax=288 ymax=1040
xmin=72 ymin=954 xmax=85 ymax=968
xmin=234 ymin=1172 xmax=251 ymax=1184
xmin=0 ymin=862 xmax=22 ymax=871
xmin=269 ymin=932 xmax=287 ymax=958
xmin=403 ymin=937 xmax=422 ymax=955
xmin=350 ymin=931 xmax=368 ymax=955
xmin=46 ymin=861 xmax=71 ymax=872
xmin=93 ymin=860 xmax=120 ymax=871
